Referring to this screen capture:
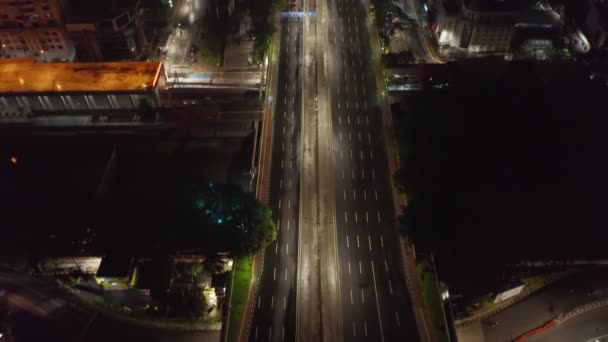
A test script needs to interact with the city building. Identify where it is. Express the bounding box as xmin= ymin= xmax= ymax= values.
xmin=96 ymin=256 xmax=138 ymax=290
xmin=583 ymin=0 xmax=608 ymax=51
xmin=0 ymin=58 xmax=166 ymax=116
xmin=63 ymin=0 xmax=148 ymax=61
xmin=0 ymin=0 xmax=75 ymax=61
xmin=432 ymin=0 xmax=562 ymax=58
